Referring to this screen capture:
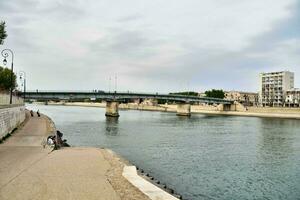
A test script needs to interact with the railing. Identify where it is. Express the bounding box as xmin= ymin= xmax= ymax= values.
xmin=26 ymin=90 xmax=105 ymax=93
